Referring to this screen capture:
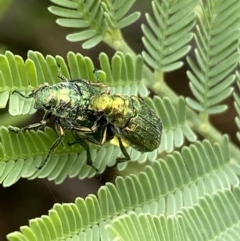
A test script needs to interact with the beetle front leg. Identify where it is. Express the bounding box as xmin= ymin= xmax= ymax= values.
xmin=8 ymin=112 xmax=52 ymax=133
xmin=12 ymin=90 xmax=33 ymax=99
